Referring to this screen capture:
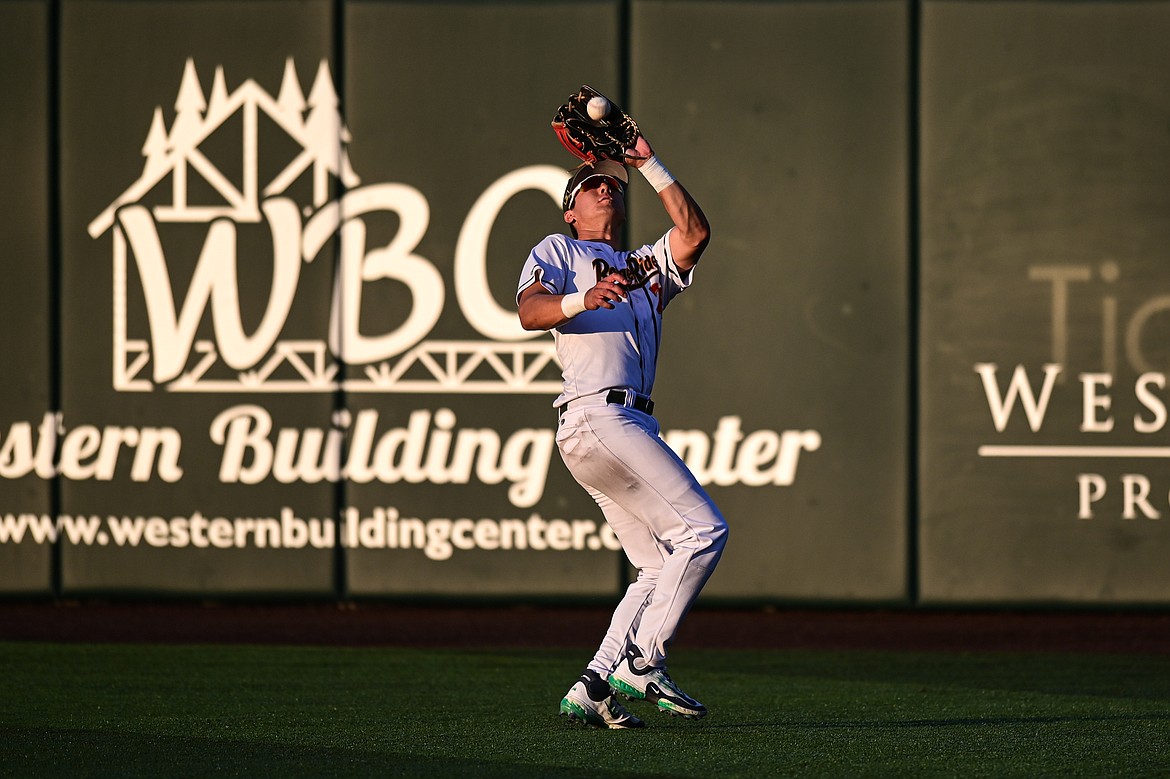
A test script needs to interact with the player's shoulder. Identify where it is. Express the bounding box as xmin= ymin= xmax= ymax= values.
xmin=542 ymin=232 xmax=577 ymax=250
xmin=625 ymin=234 xmax=664 ymax=261
xmin=532 ymin=232 xmax=584 ymax=259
